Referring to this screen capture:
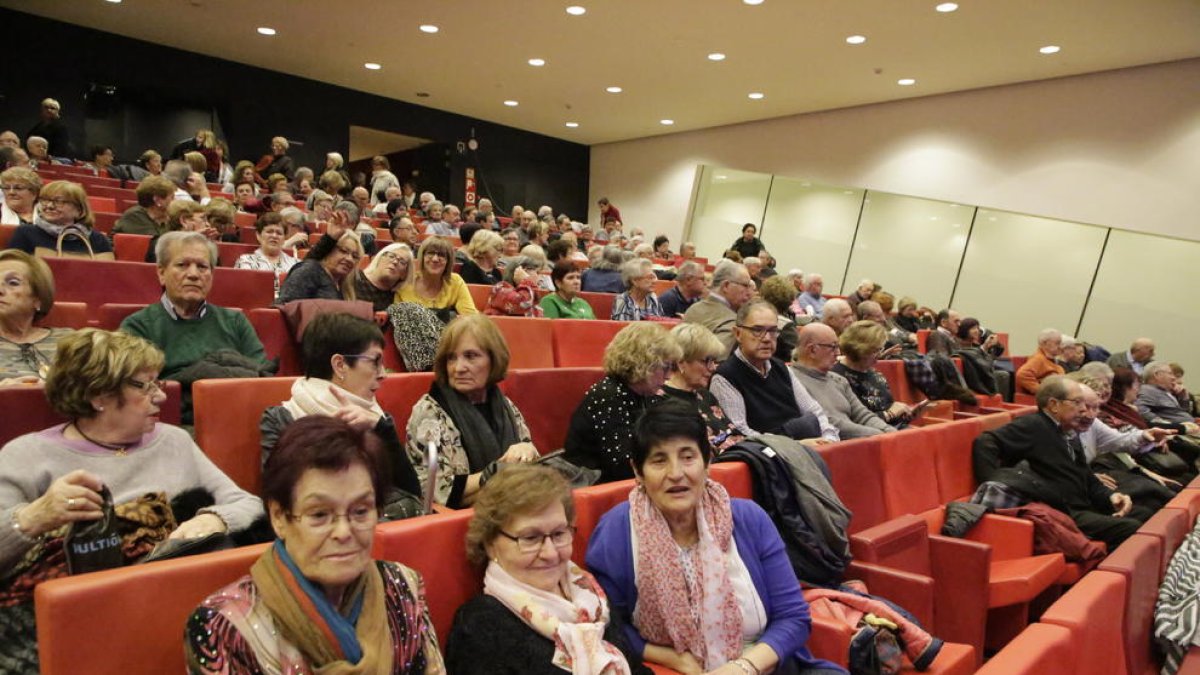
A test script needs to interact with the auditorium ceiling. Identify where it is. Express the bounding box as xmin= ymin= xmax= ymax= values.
xmin=5 ymin=0 xmax=1200 ymax=145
